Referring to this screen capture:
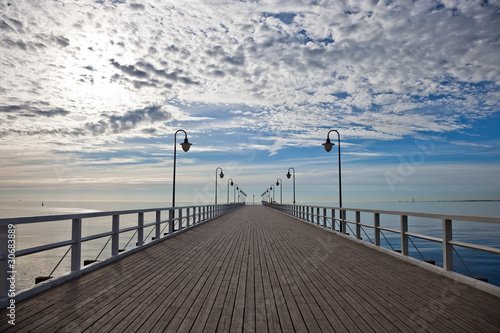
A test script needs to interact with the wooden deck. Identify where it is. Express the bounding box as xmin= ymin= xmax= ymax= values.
xmin=1 ymin=206 xmax=499 ymax=332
